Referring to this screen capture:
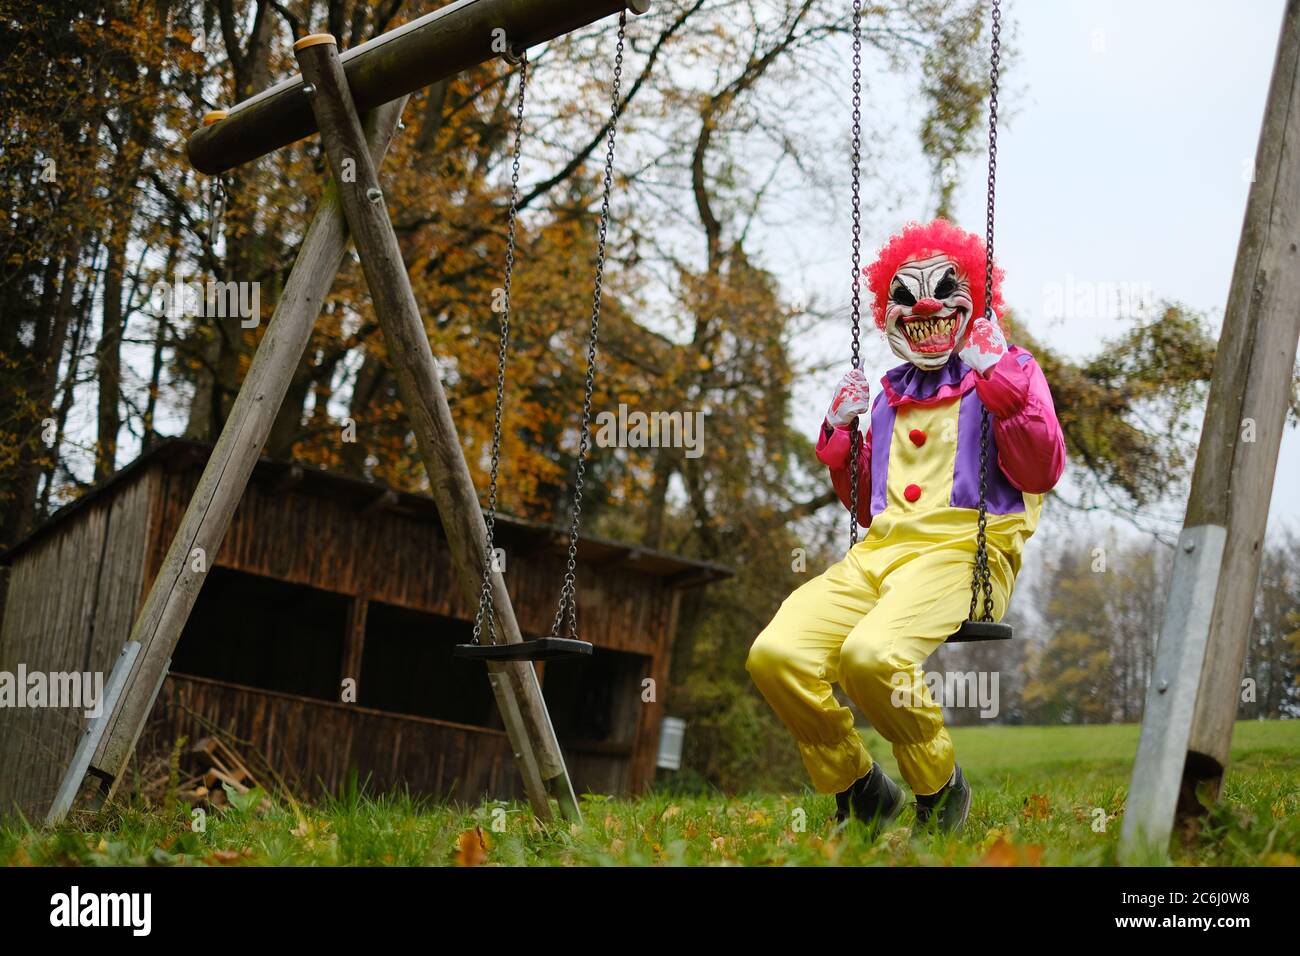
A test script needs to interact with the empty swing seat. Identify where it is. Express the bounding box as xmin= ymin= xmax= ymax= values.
xmin=947 ymin=620 xmax=1013 ymax=644
xmin=453 ymin=637 xmax=594 ymax=662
